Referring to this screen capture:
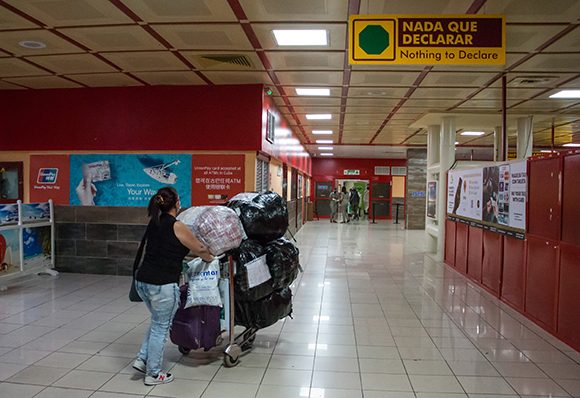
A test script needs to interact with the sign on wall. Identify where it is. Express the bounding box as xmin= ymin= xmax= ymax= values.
xmin=191 ymin=155 xmax=245 ymax=206
xmin=447 ymin=161 xmax=527 ymax=239
xmin=70 ymin=154 xmax=192 ymax=207
xmin=350 ymin=14 xmax=505 ymax=65
xmin=30 ymin=155 xmax=70 ymax=204
xmin=427 ymin=181 xmax=437 ymax=218
xmin=344 ymin=169 xmax=360 ymax=176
